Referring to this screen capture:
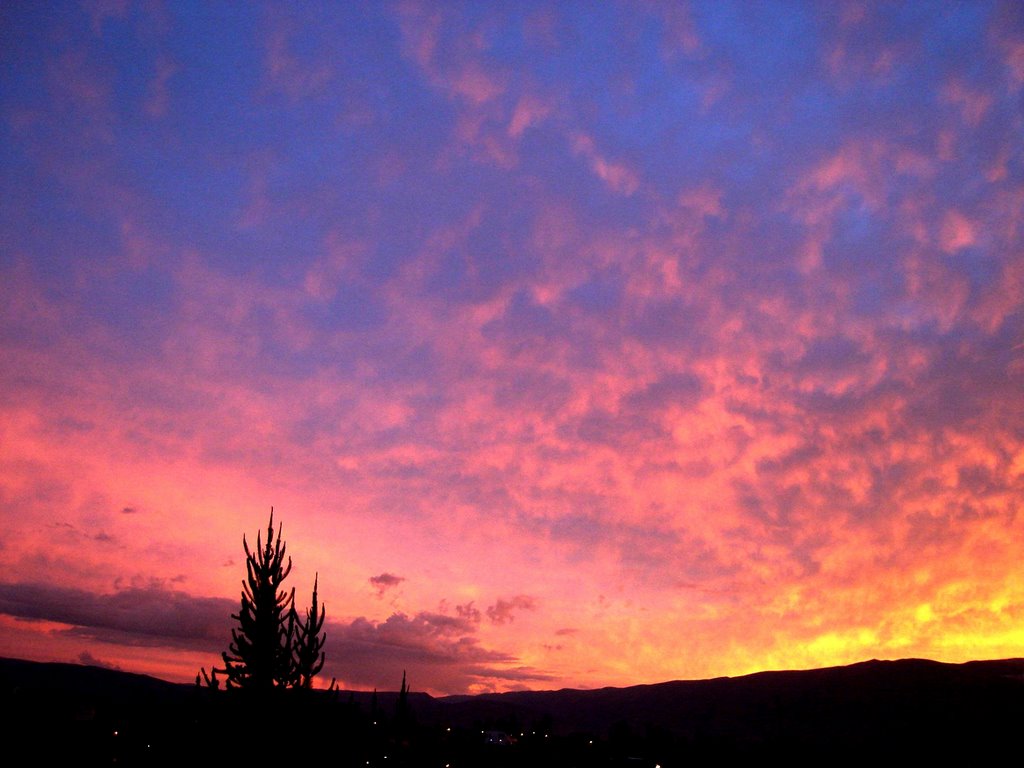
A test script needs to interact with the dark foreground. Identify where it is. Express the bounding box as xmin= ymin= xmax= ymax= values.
xmin=4 ymin=656 xmax=1023 ymax=766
